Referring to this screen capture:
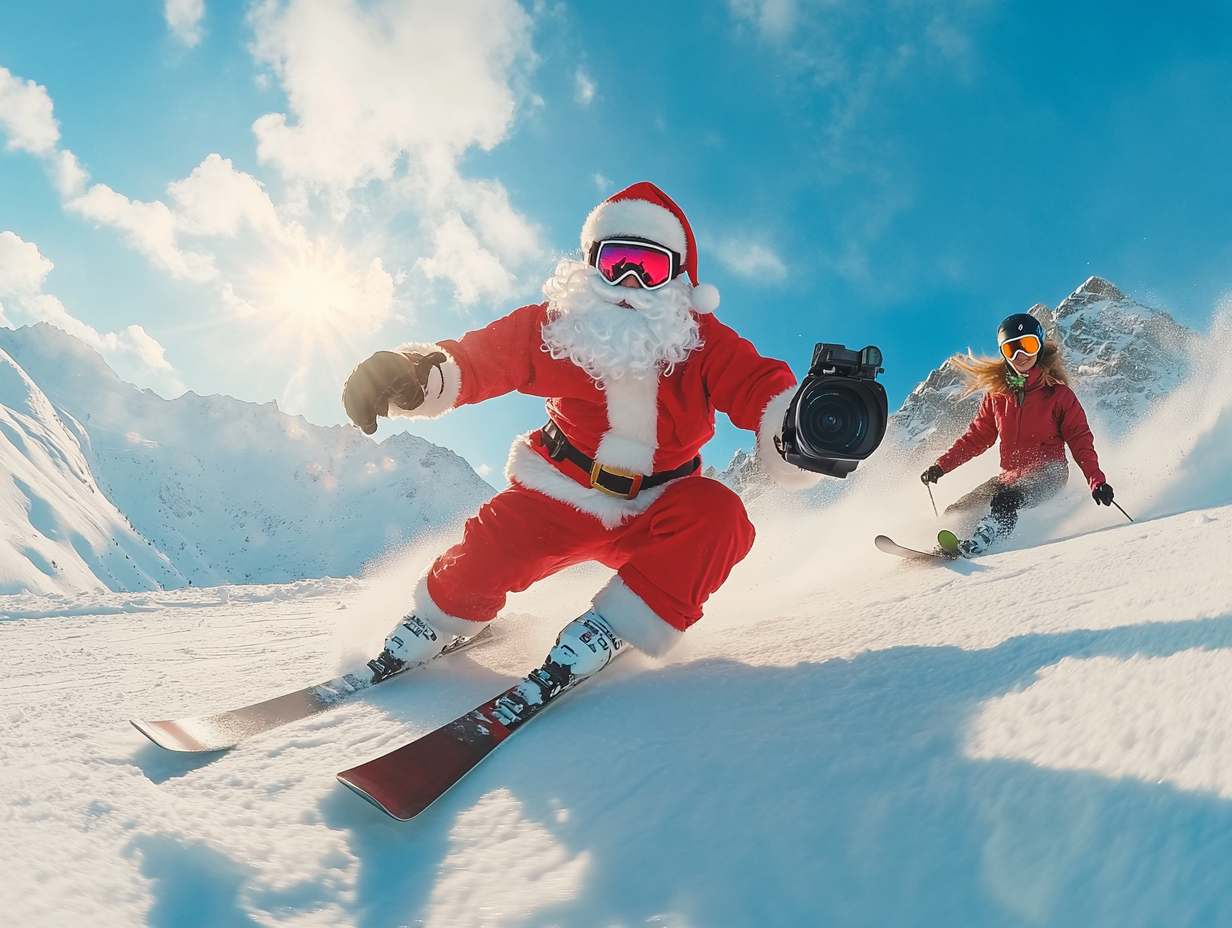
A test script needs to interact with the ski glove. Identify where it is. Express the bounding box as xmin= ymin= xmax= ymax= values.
xmin=920 ymin=464 xmax=944 ymax=485
xmin=1092 ymin=482 xmax=1115 ymax=506
xmin=343 ymin=350 xmax=448 ymax=435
